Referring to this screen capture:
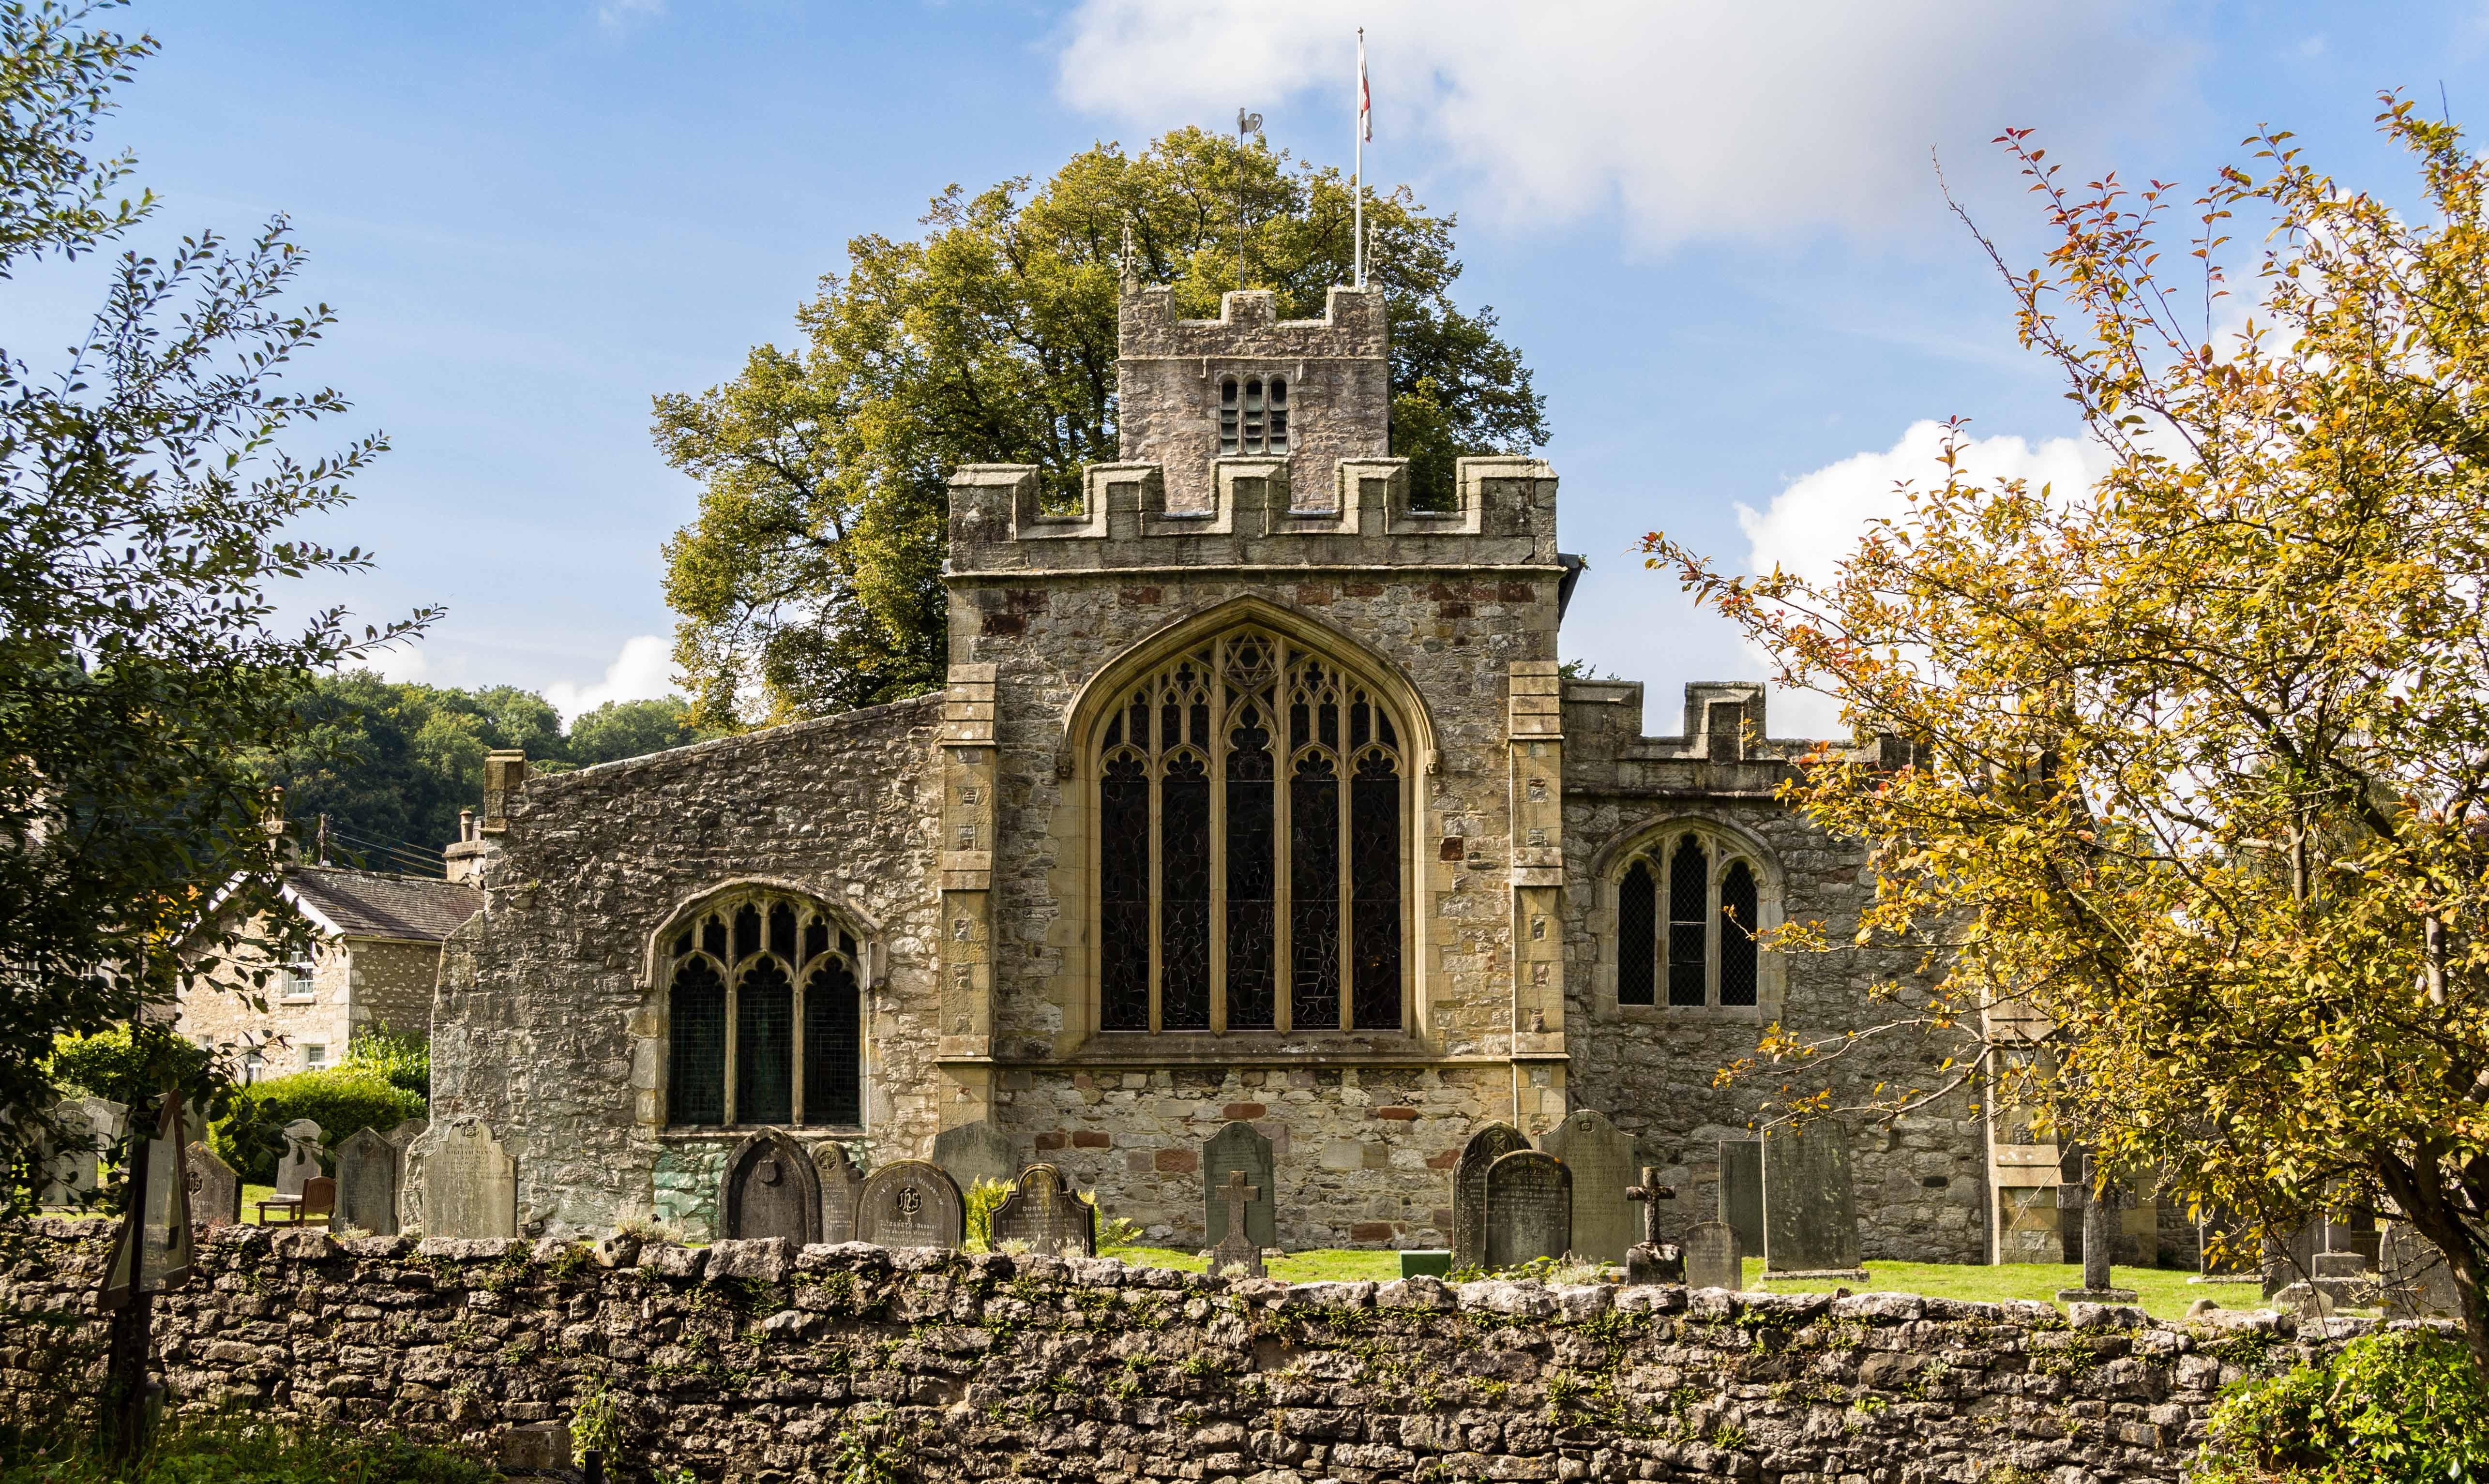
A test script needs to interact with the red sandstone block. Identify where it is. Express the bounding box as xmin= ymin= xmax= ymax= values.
xmin=1156 ymin=1148 xmax=1199 ymax=1174
xmin=1034 ymin=1131 xmax=1067 ymax=1151
xmin=1222 ymin=1103 xmax=1267 ymax=1121
xmin=1071 ymin=1131 xmax=1112 ymax=1149
xmin=1426 ymin=1150 xmax=1461 ymax=1170
xmin=1373 ymin=1107 xmax=1418 ymax=1121
xmin=1350 ymin=1222 xmax=1398 ymax=1242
